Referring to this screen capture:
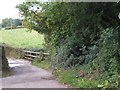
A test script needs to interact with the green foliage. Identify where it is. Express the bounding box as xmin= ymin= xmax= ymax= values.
xmin=17 ymin=2 xmax=120 ymax=88
xmin=53 ymin=69 xmax=102 ymax=88
xmin=1 ymin=18 xmax=22 ymax=28
xmin=32 ymin=60 xmax=50 ymax=70
xmin=91 ymin=28 xmax=120 ymax=88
